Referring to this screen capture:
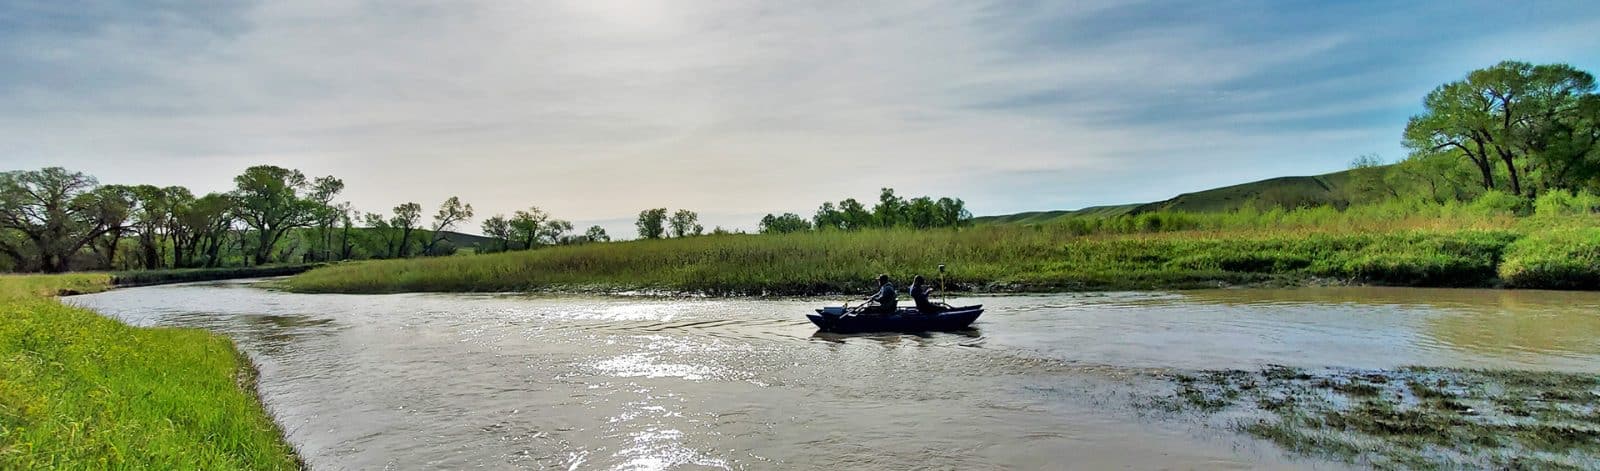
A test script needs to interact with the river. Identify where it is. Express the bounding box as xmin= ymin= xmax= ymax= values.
xmin=68 ymin=281 xmax=1600 ymax=469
